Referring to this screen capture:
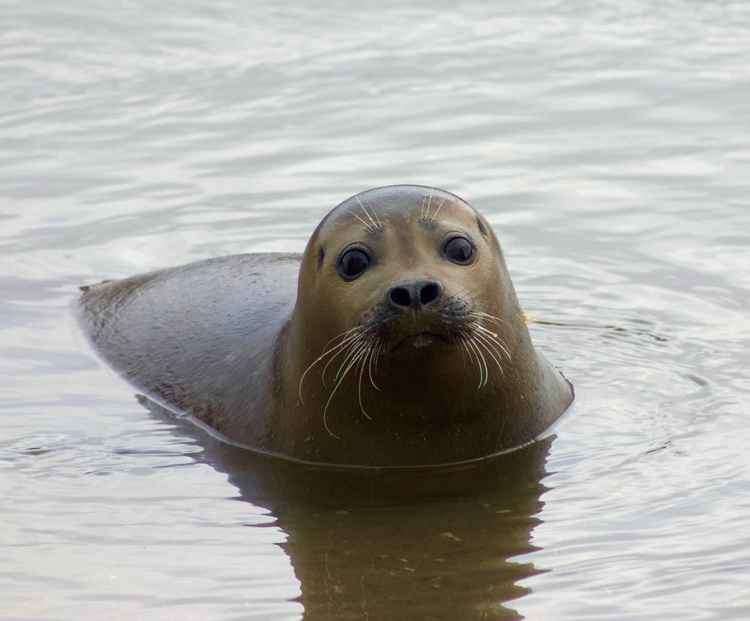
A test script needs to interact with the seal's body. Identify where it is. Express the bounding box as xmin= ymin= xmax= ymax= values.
xmin=79 ymin=186 xmax=573 ymax=466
